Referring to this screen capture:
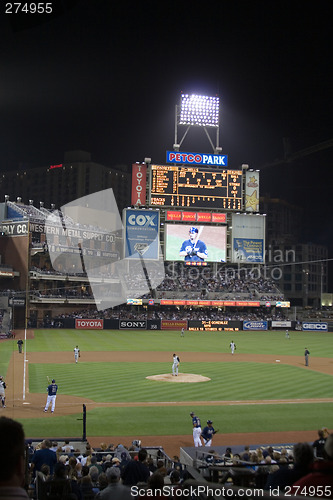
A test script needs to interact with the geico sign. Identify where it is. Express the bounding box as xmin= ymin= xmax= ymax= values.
xmin=76 ymin=319 xmax=103 ymax=329
xmin=128 ymin=214 xmax=157 ymax=227
xmin=302 ymin=323 xmax=327 ymax=331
